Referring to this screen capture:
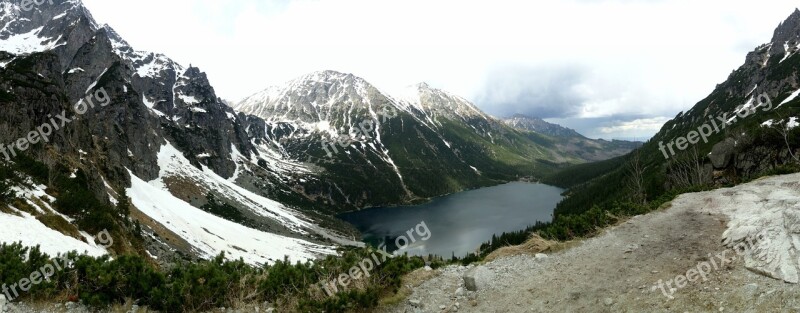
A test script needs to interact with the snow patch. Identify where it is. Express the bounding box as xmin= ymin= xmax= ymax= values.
xmin=787 ymin=117 xmax=799 ymax=130
xmin=125 ymin=141 xmax=337 ymax=265
xmin=779 ymin=88 xmax=800 ymax=107
xmin=179 ymin=94 xmax=200 ymax=105
xmin=0 ymin=27 xmax=64 ymax=55
xmin=0 ymin=211 xmax=108 ymax=258
xmin=86 ymin=67 xmax=109 ymax=93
